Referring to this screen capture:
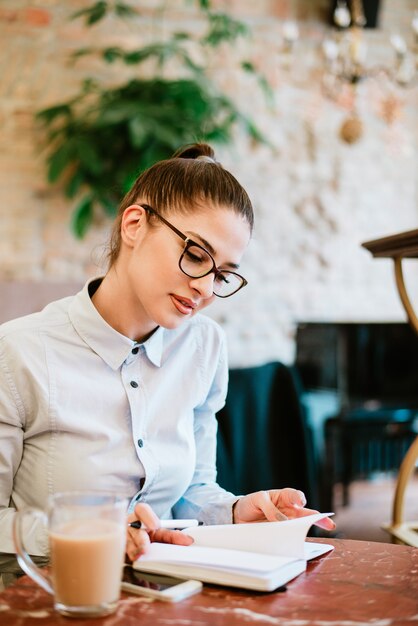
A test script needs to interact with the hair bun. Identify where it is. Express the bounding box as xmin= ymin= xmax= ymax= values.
xmin=172 ymin=143 xmax=216 ymax=162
